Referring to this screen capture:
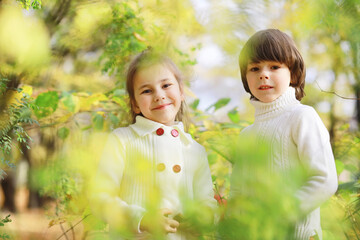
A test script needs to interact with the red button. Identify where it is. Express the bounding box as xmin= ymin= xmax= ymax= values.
xmin=173 ymin=164 xmax=181 ymax=173
xmin=157 ymin=163 xmax=165 ymax=172
xmin=171 ymin=129 xmax=179 ymax=137
xmin=156 ymin=128 xmax=164 ymax=136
